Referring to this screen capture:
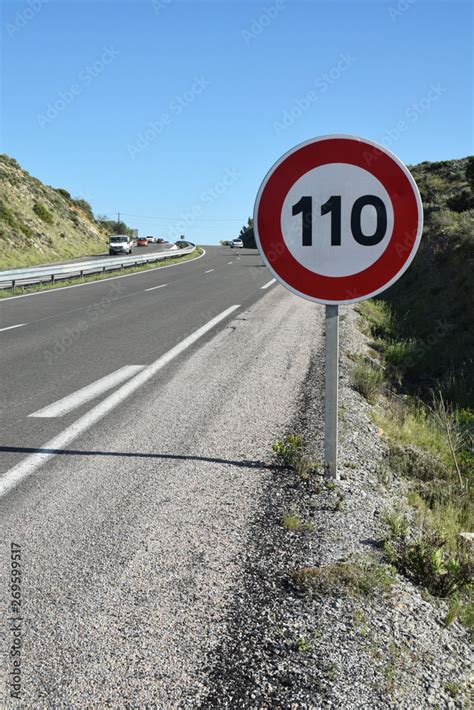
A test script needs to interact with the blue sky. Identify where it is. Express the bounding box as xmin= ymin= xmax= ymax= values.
xmin=1 ymin=0 xmax=472 ymax=244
